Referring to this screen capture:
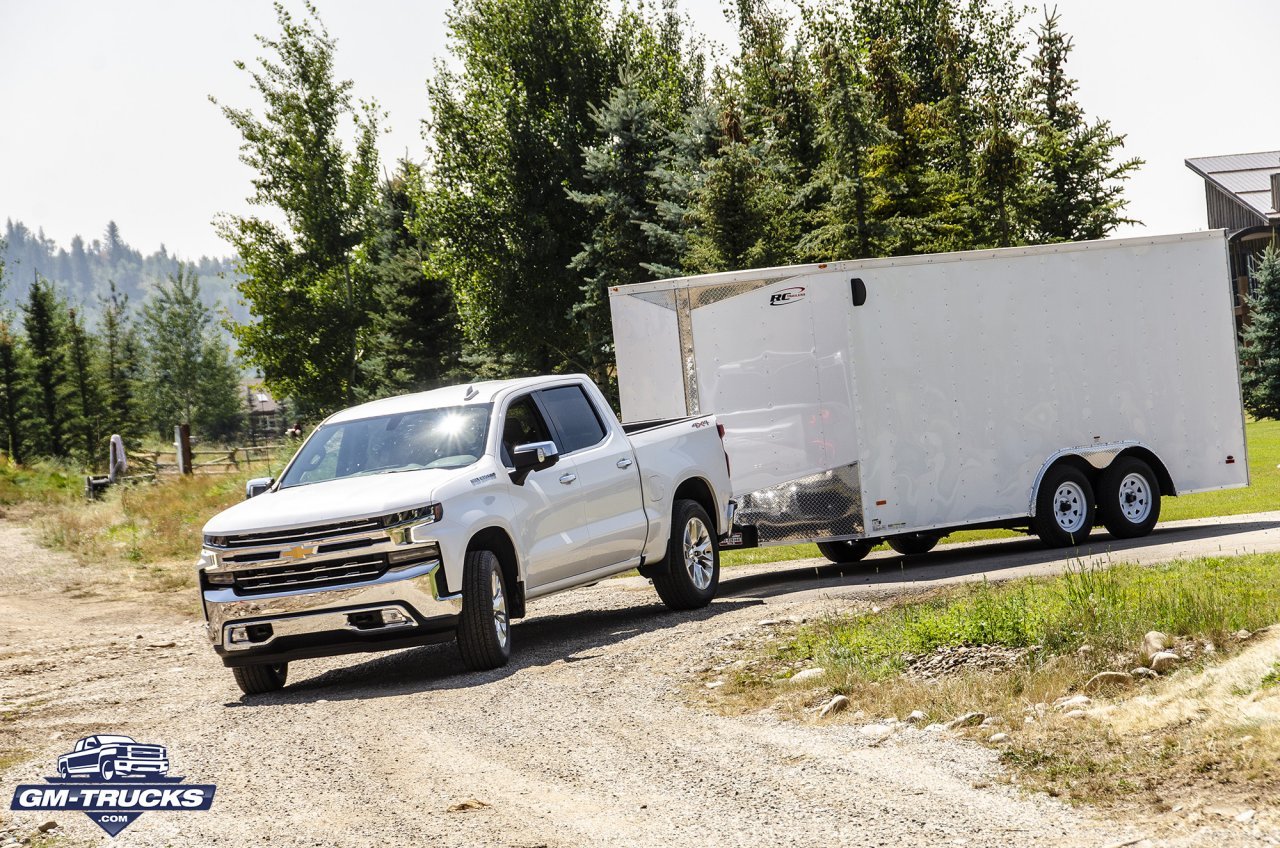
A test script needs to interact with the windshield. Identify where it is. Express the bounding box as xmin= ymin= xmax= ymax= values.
xmin=279 ymin=405 xmax=492 ymax=488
